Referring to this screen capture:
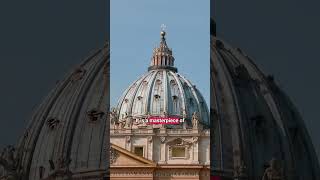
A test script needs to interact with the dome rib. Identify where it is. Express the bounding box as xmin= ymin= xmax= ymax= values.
xmin=169 ymin=71 xmax=187 ymax=115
